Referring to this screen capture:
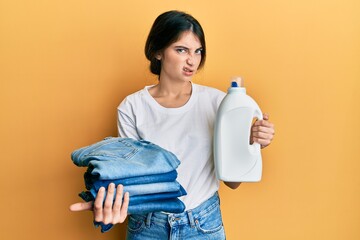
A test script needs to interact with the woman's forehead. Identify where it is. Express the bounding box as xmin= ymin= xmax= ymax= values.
xmin=171 ymin=31 xmax=202 ymax=48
